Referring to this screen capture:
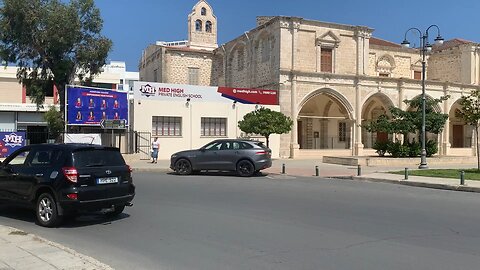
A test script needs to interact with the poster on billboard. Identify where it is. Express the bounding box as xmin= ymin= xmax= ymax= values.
xmin=66 ymin=86 xmax=128 ymax=127
xmin=133 ymin=82 xmax=278 ymax=105
xmin=0 ymin=131 xmax=26 ymax=158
